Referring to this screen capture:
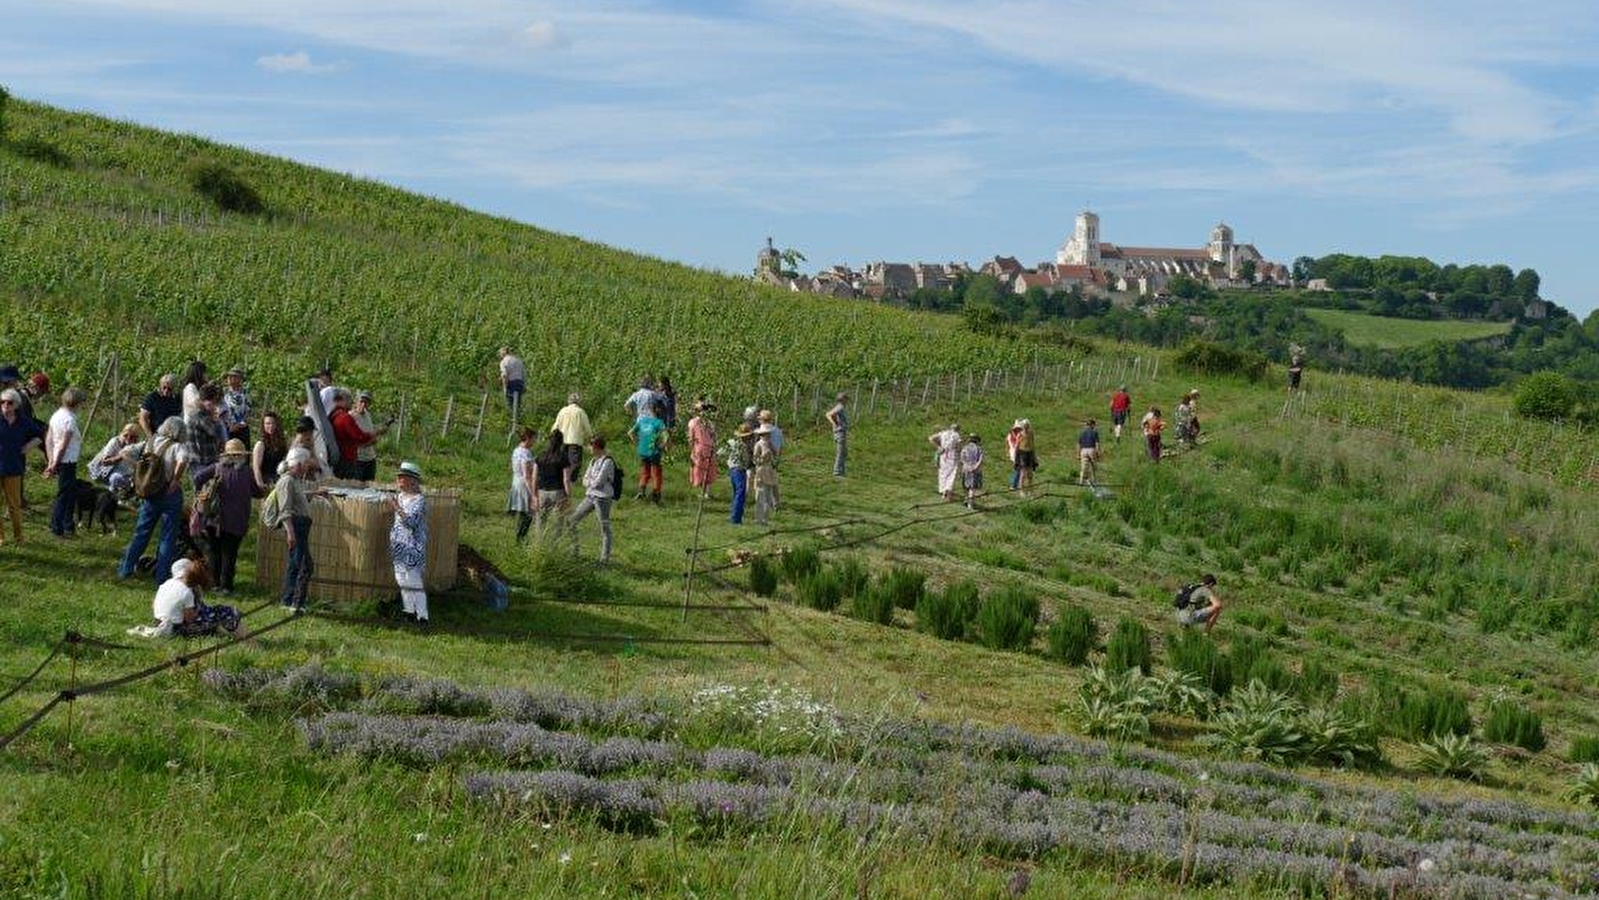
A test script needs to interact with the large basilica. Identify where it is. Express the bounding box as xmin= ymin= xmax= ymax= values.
xmin=1056 ymin=210 xmax=1287 ymax=290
